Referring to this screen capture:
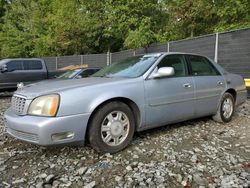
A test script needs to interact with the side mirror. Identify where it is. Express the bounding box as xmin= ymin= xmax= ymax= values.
xmin=151 ymin=67 xmax=175 ymax=79
xmin=0 ymin=64 xmax=8 ymax=73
